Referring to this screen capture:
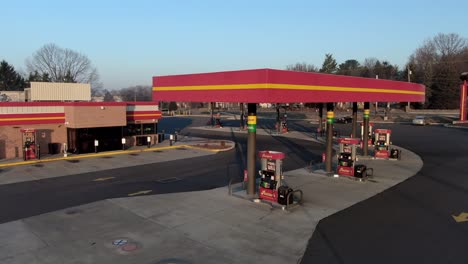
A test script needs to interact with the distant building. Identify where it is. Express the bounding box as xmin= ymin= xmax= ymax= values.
xmin=0 ymin=82 xmax=161 ymax=160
